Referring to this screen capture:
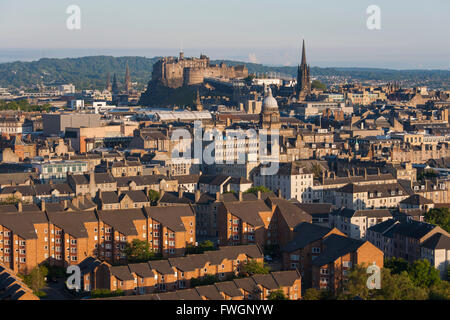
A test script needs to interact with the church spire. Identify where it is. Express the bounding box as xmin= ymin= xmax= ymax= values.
xmin=112 ymin=73 xmax=119 ymax=94
xmin=301 ymin=39 xmax=307 ymax=67
xmin=296 ymin=39 xmax=311 ymax=101
xmin=124 ymin=63 xmax=131 ymax=93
